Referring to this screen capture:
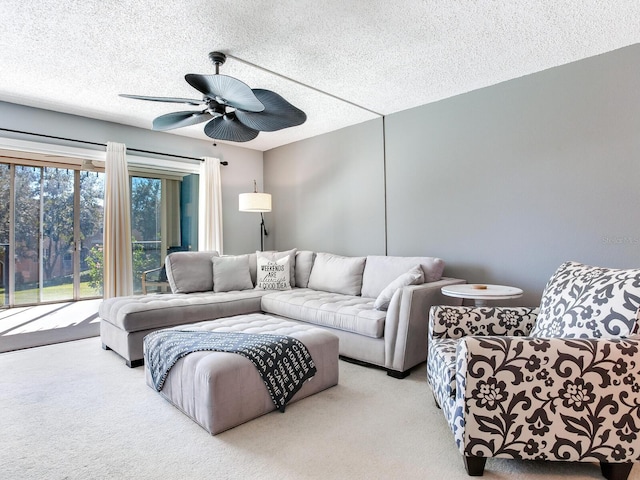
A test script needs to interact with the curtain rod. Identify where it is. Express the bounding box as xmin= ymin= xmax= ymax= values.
xmin=0 ymin=127 xmax=228 ymax=165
